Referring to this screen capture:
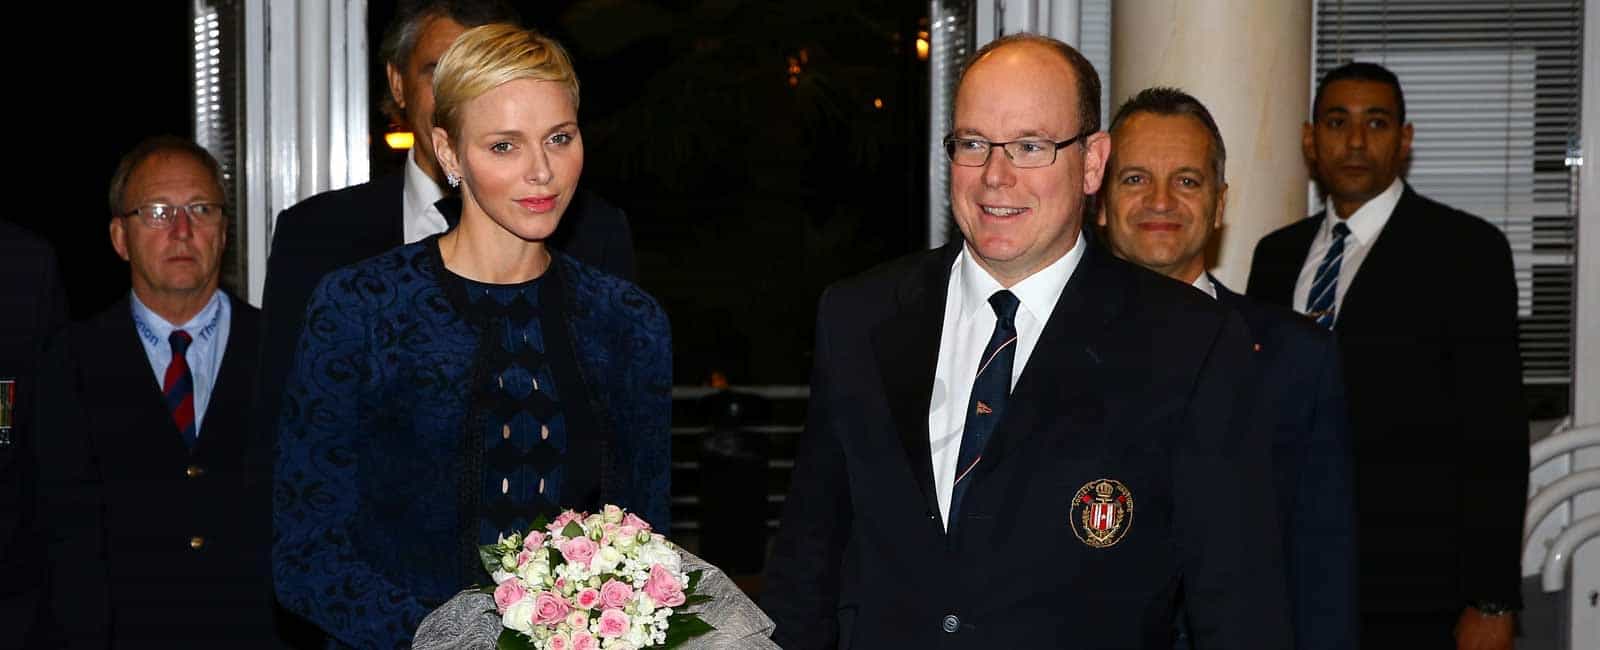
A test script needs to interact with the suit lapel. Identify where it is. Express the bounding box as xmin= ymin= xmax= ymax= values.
xmin=81 ymin=299 xmax=191 ymax=458
xmin=1264 ymin=217 xmax=1321 ymax=308
xmin=870 ymin=244 xmax=961 ymax=516
xmin=981 ymin=241 xmax=1123 ymax=473
xmin=1336 ymin=186 xmax=1419 ymax=329
xmin=192 ymin=295 xmax=255 ymax=456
